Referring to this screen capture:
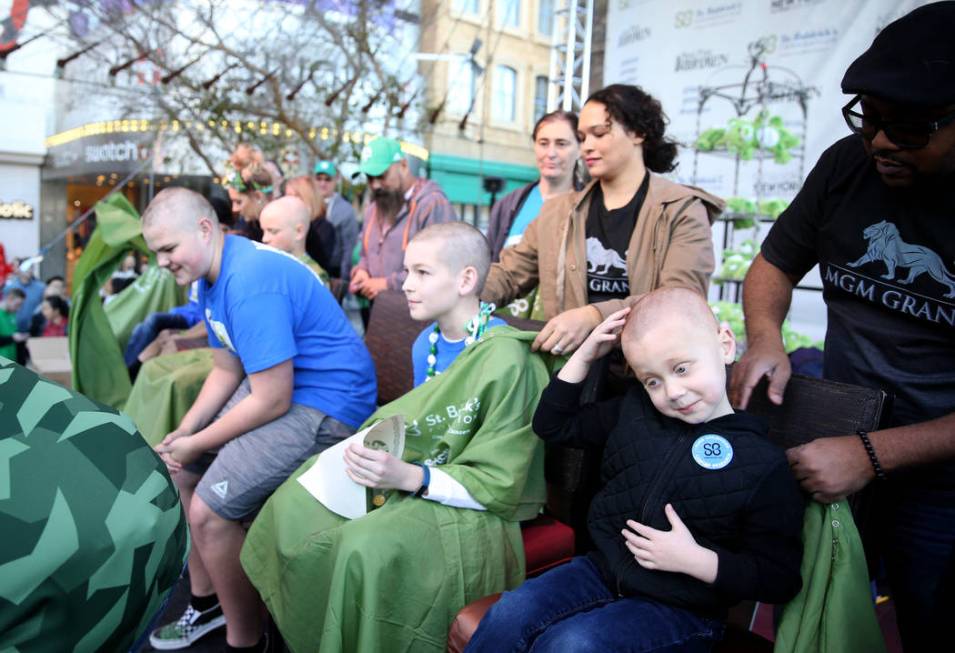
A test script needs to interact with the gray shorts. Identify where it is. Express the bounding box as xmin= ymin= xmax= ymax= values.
xmin=191 ymin=379 xmax=354 ymax=520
